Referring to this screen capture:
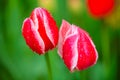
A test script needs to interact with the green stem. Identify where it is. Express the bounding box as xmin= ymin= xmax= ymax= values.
xmin=100 ymin=22 xmax=110 ymax=79
xmin=45 ymin=52 xmax=52 ymax=80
